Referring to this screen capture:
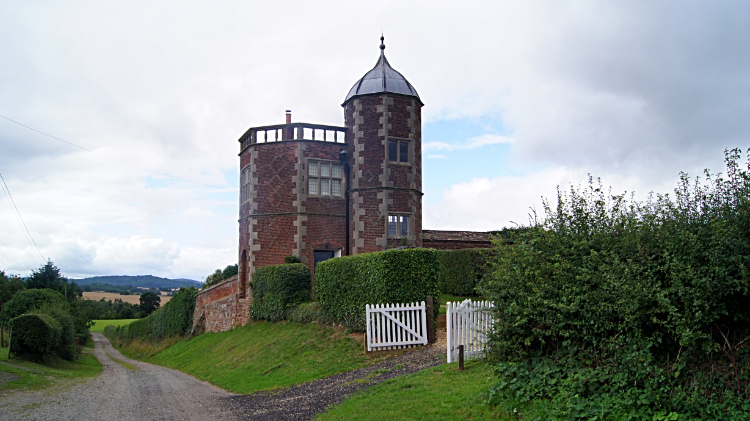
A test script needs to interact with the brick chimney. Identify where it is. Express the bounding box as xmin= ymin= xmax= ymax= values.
xmin=284 ymin=110 xmax=292 ymax=140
